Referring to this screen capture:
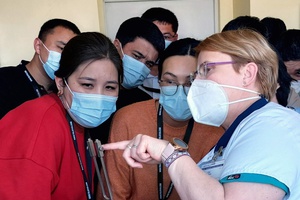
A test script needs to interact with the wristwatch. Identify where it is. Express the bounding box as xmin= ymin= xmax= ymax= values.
xmin=162 ymin=138 xmax=189 ymax=165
